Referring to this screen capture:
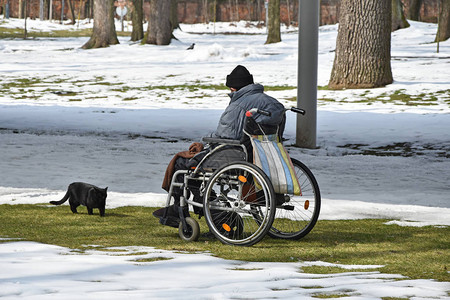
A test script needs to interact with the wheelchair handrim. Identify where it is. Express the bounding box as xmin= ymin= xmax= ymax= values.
xmin=203 ymin=162 xmax=275 ymax=246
